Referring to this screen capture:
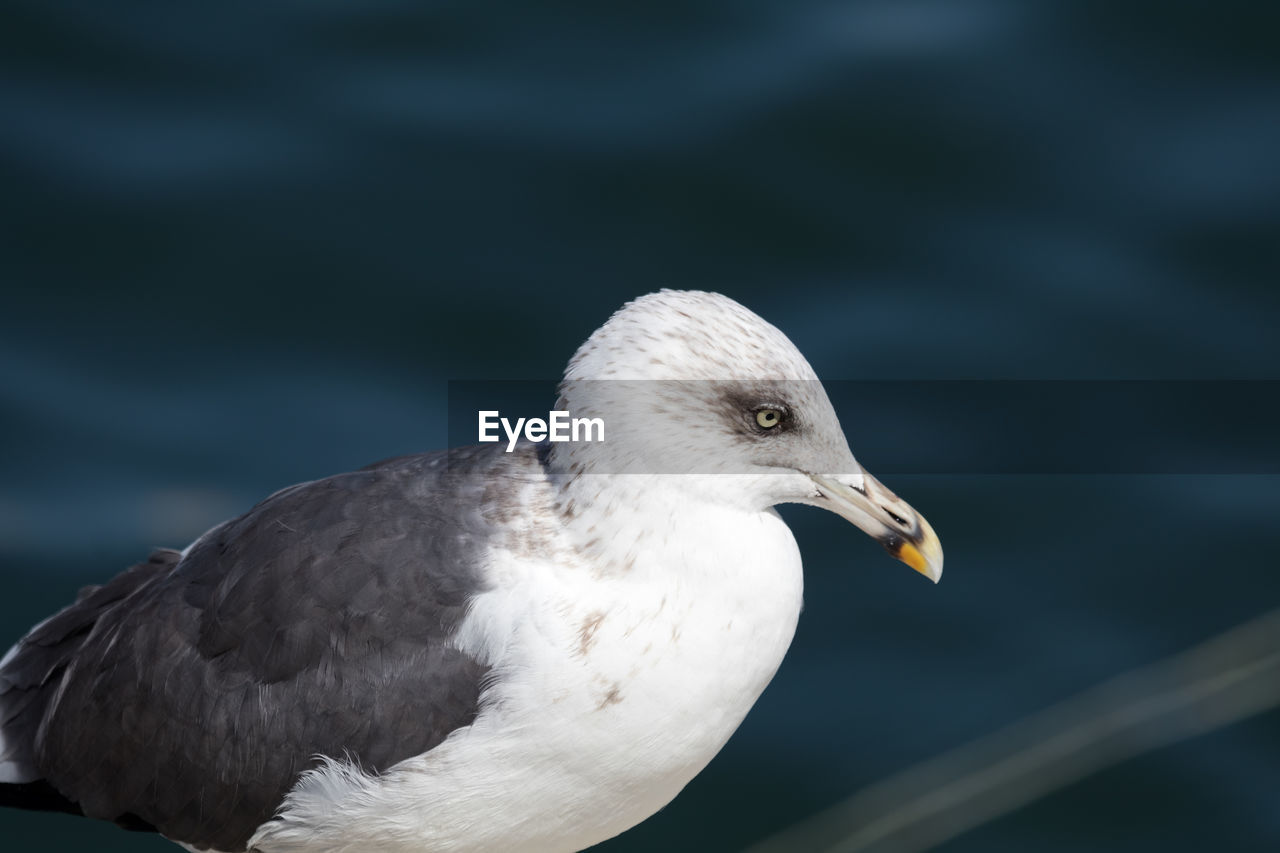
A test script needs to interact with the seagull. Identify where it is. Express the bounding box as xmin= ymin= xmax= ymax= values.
xmin=0 ymin=290 xmax=942 ymax=852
